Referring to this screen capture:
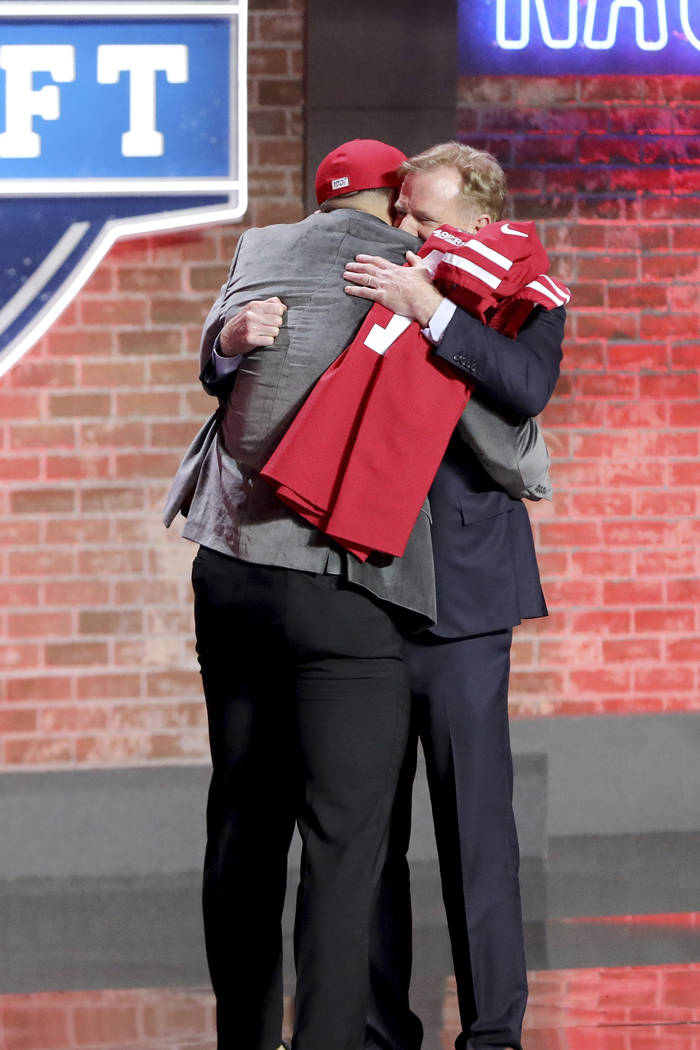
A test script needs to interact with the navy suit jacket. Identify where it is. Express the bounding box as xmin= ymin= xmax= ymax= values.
xmin=425 ymin=303 xmax=565 ymax=639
